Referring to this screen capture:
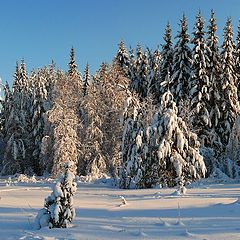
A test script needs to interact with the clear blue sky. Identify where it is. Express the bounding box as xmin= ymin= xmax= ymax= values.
xmin=0 ymin=0 xmax=240 ymax=84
